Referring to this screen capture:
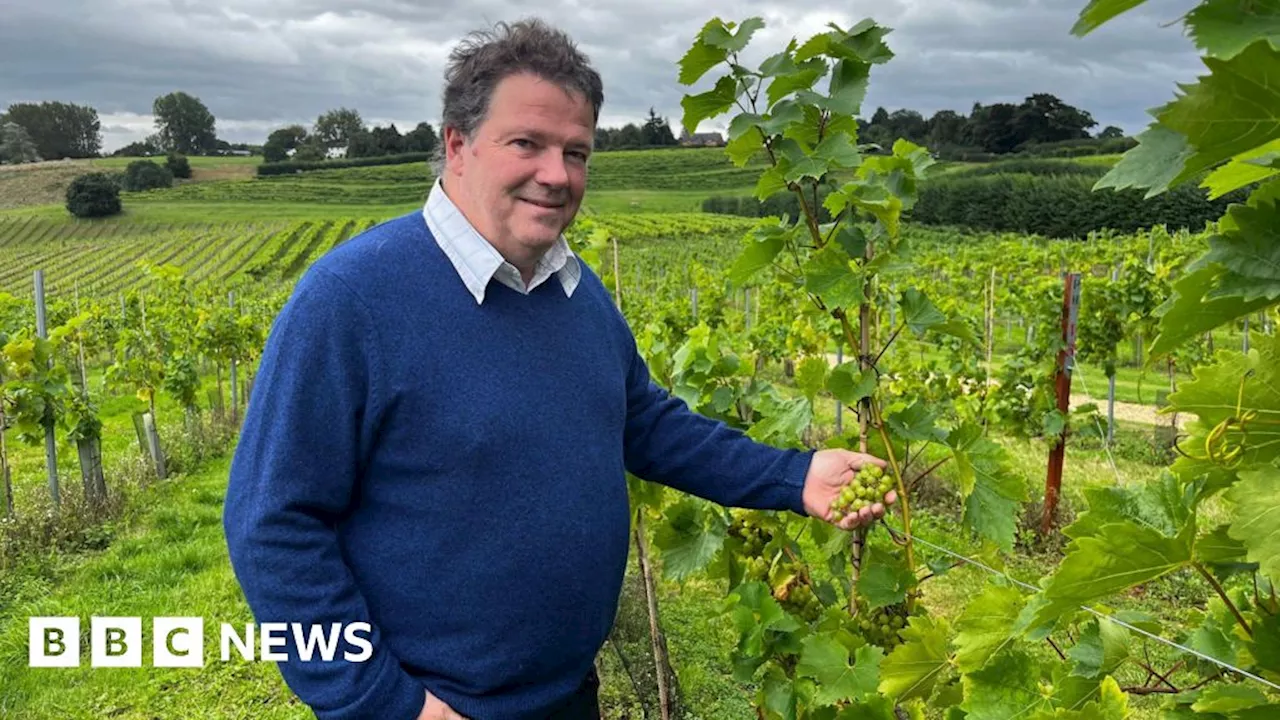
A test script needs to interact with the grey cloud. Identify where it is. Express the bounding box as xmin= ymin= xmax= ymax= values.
xmin=0 ymin=0 xmax=1205 ymax=150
